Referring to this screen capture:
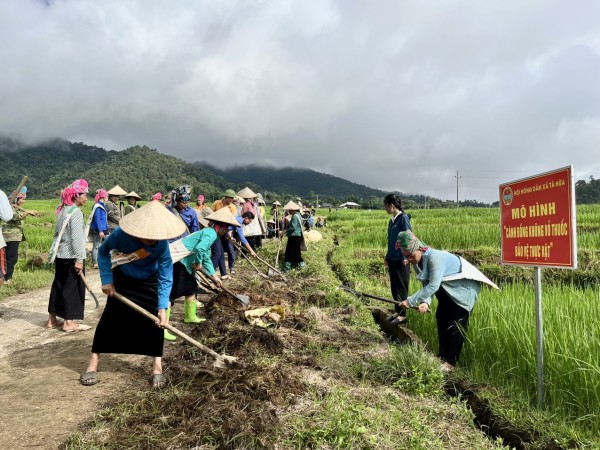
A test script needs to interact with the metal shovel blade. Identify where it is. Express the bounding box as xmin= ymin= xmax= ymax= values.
xmin=235 ymin=294 xmax=251 ymax=306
